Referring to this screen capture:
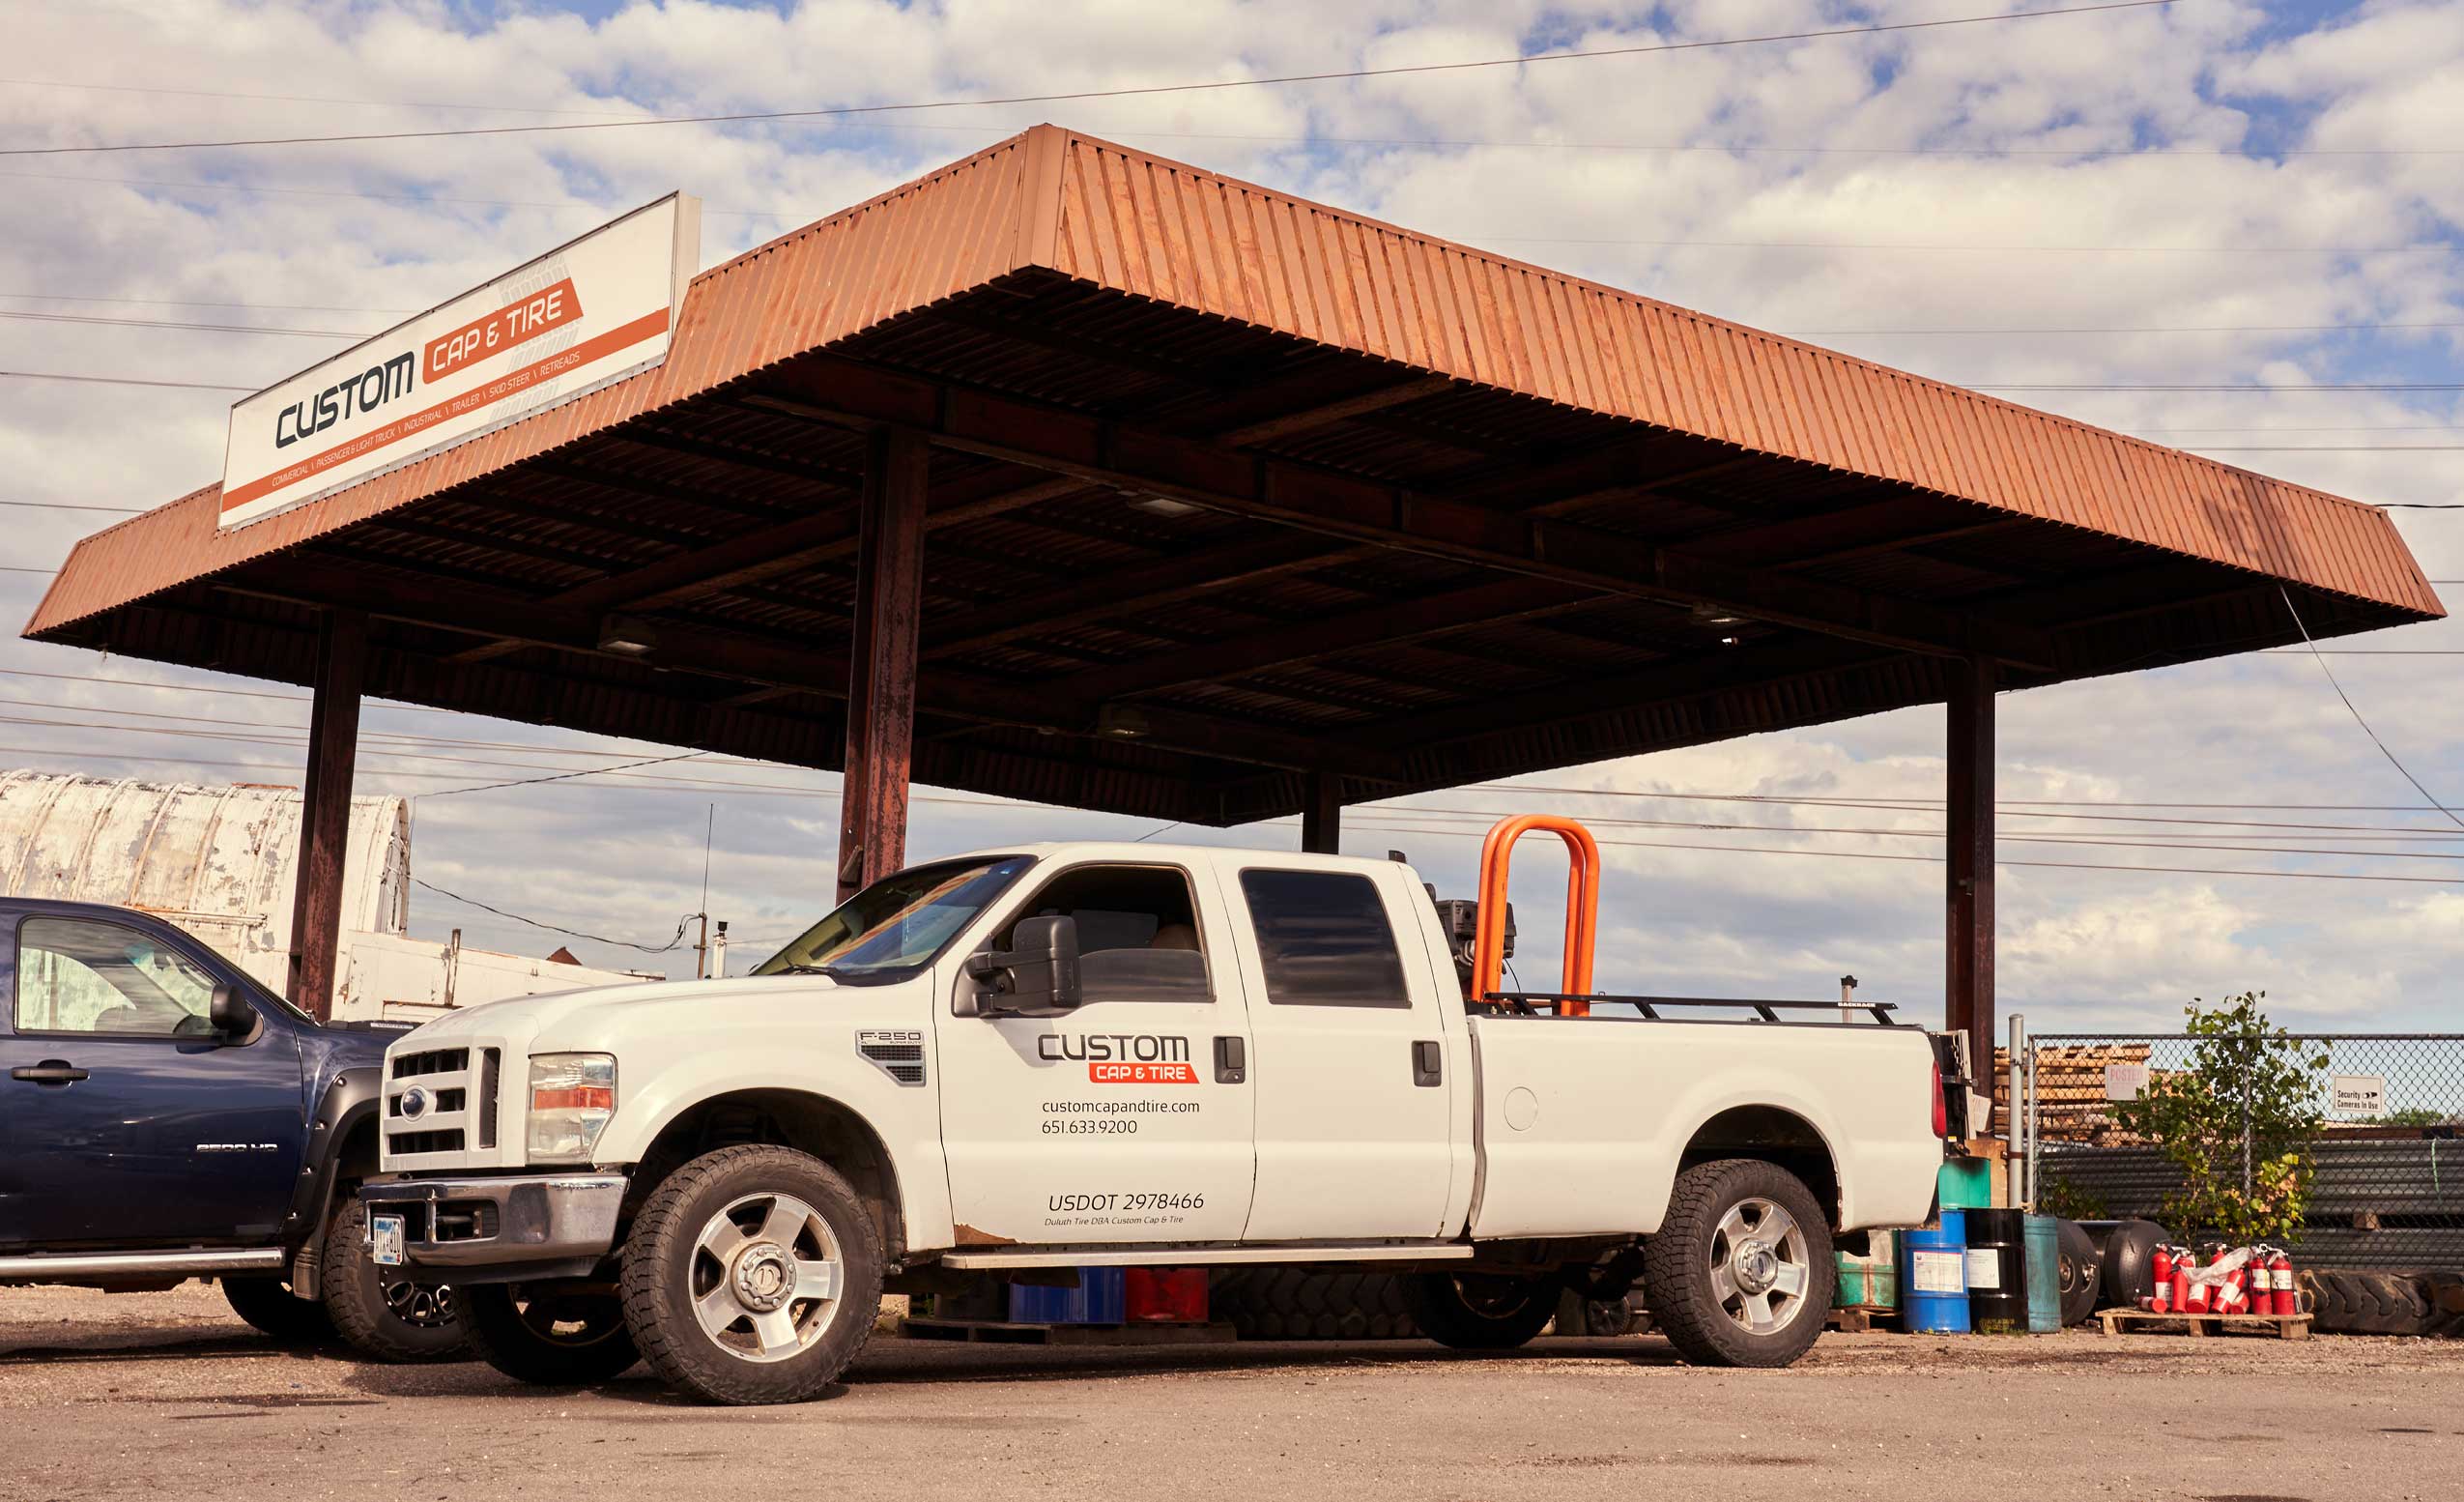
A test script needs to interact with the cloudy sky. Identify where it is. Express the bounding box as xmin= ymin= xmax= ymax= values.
xmin=4 ymin=0 xmax=2462 ymax=1031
